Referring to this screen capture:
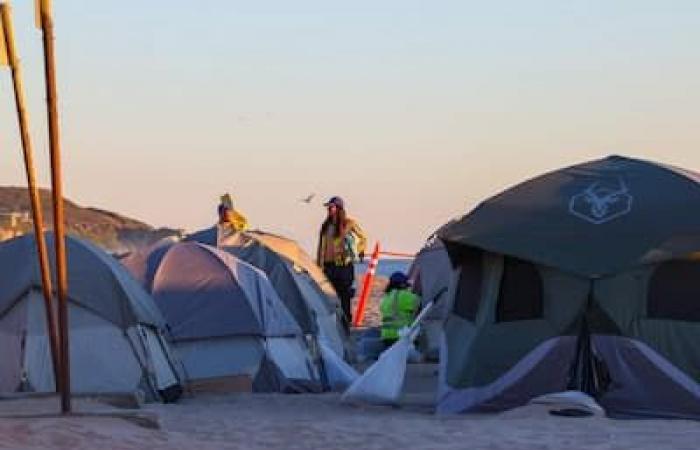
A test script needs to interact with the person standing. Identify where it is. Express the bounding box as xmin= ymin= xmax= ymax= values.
xmin=317 ymin=196 xmax=367 ymax=329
